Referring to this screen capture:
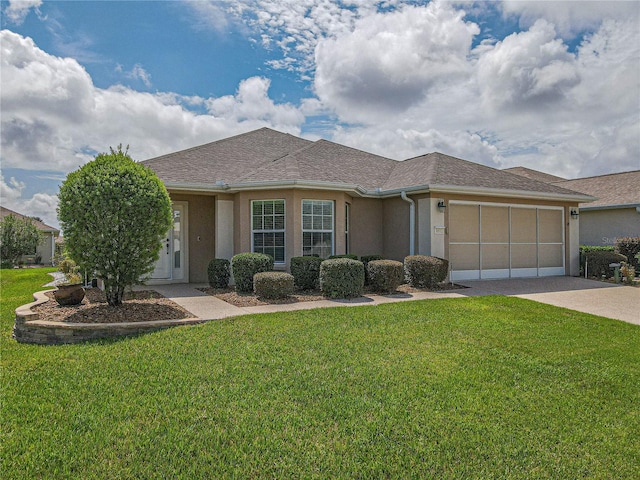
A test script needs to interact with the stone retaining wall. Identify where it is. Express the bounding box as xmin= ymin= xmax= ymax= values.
xmin=14 ymin=290 xmax=204 ymax=345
